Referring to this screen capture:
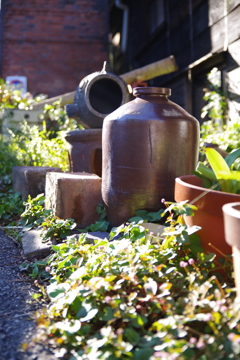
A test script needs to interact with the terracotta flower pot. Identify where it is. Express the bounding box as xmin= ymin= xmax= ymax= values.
xmin=222 ymin=202 xmax=240 ymax=297
xmin=174 ymin=175 xmax=240 ymax=256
